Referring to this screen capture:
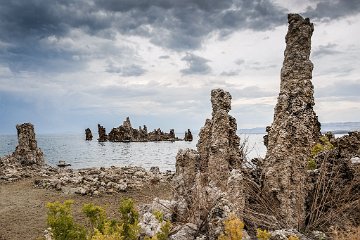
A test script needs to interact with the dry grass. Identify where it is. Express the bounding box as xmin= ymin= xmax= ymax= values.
xmin=242 ymin=177 xmax=283 ymax=230
xmin=242 ymin=138 xmax=360 ymax=236
xmin=305 ymin=150 xmax=360 ymax=233
xmin=332 ymin=226 xmax=360 ymax=240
